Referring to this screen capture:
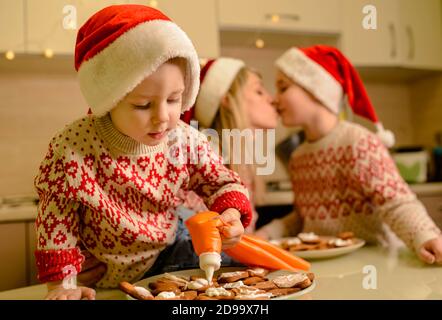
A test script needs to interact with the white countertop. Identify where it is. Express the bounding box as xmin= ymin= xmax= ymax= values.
xmin=0 ymin=245 xmax=440 ymax=300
